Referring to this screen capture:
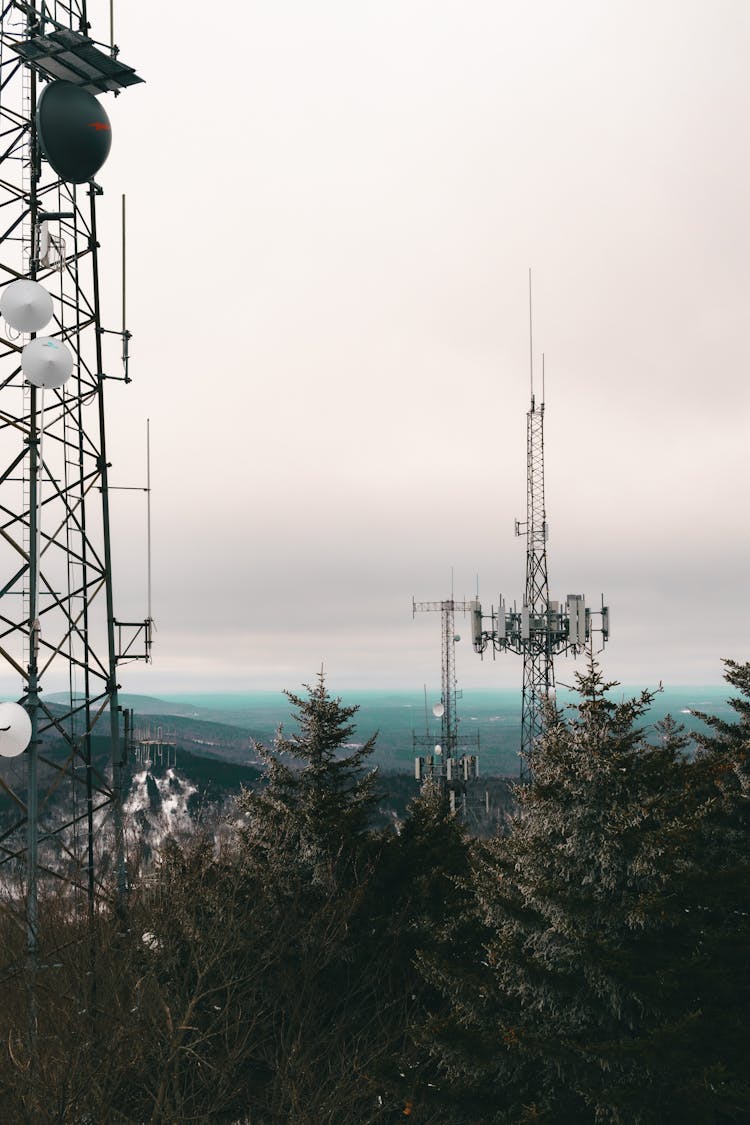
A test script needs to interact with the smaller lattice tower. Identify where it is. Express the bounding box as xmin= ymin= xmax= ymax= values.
xmin=412 ymin=595 xmax=479 ymax=815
